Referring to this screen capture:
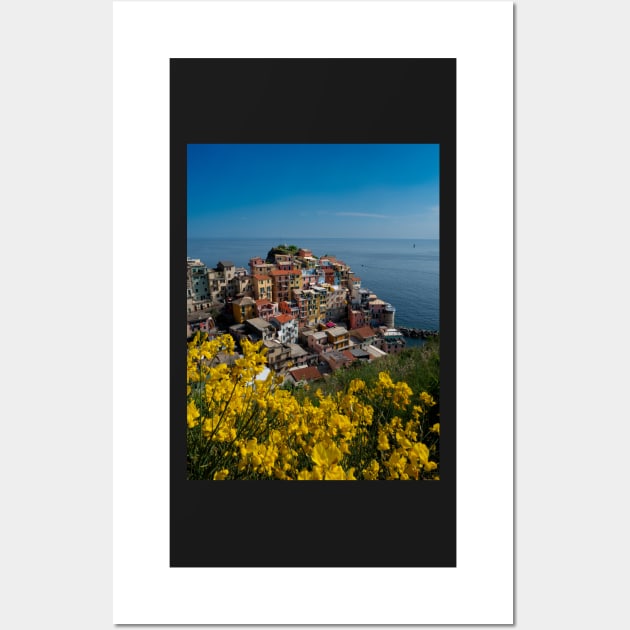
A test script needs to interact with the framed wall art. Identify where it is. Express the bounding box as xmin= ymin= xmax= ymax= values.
xmin=114 ymin=1 xmax=513 ymax=623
